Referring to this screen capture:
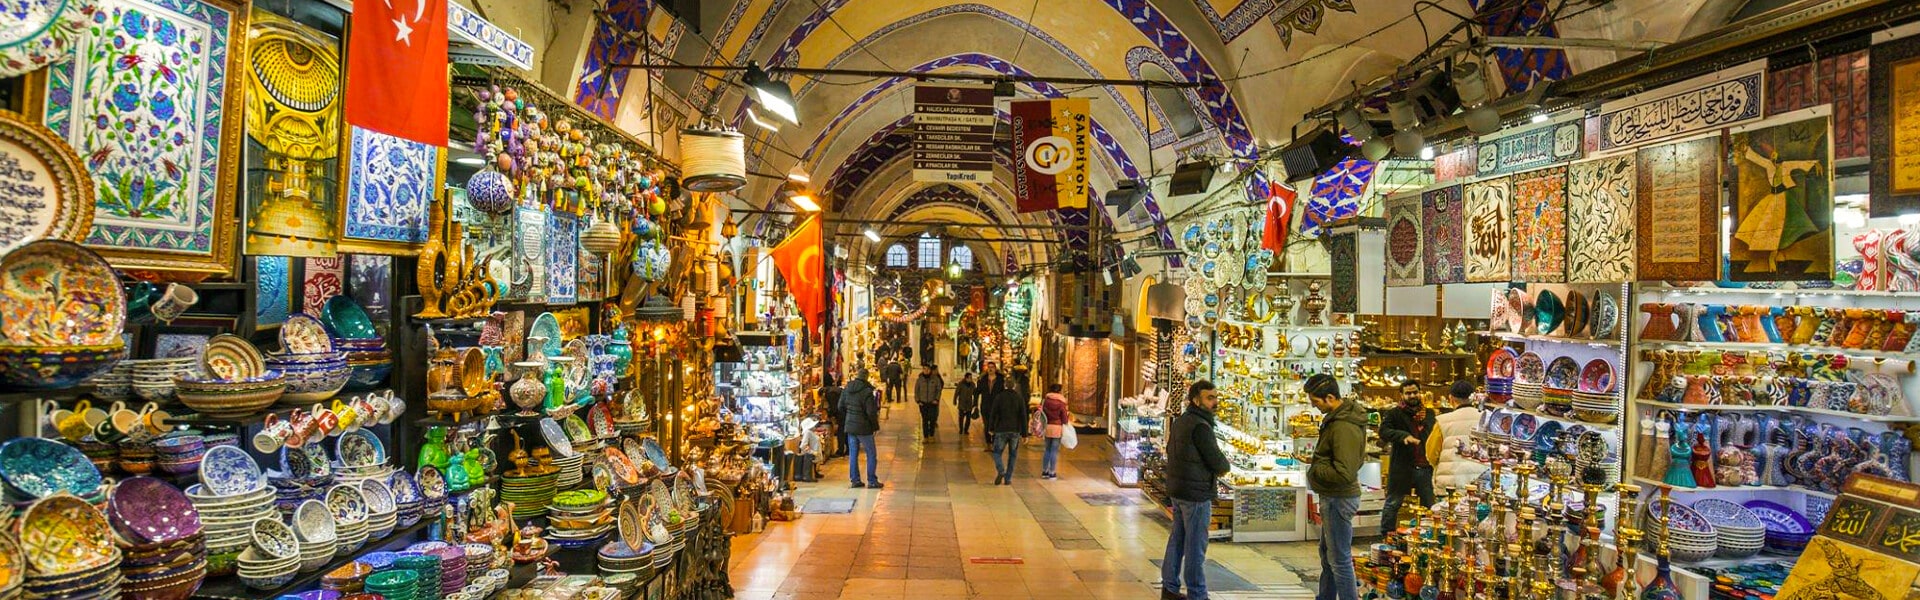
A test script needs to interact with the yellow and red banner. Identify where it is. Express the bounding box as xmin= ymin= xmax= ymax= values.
xmin=770 ymin=216 xmax=825 ymax=332
xmin=1011 ymin=99 xmax=1091 ymax=212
